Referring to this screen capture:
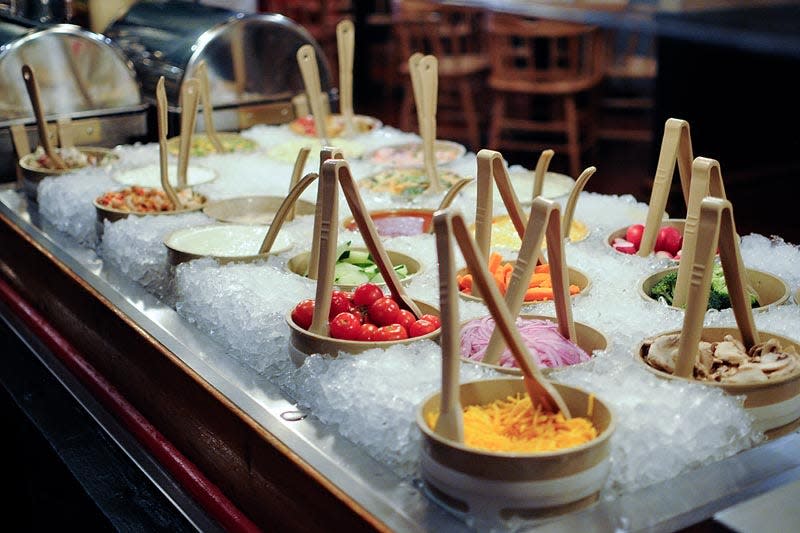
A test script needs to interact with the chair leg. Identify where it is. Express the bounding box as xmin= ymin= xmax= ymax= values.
xmin=488 ymin=92 xmax=505 ymax=149
xmin=564 ymin=95 xmax=580 ymax=178
xmin=458 ymin=78 xmax=481 ymax=151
